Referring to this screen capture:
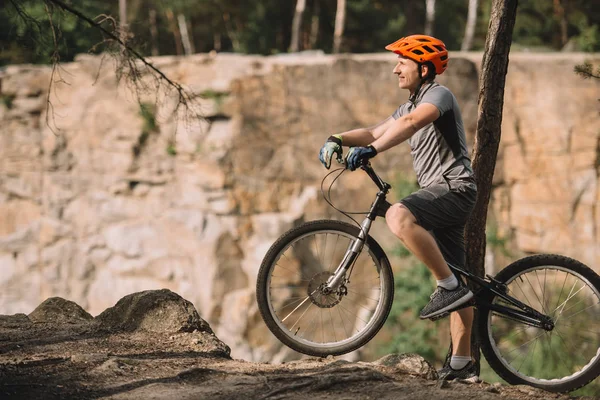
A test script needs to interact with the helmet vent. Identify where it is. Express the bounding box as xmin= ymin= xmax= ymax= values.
xmin=422 ymin=45 xmax=434 ymax=53
xmin=412 ymin=49 xmax=424 ymax=55
xmin=440 ymin=55 xmax=448 ymax=61
xmin=417 ymin=38 xmax=430 ymax=42
xmin=434 ymin=45 xmax=445 ymax=51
